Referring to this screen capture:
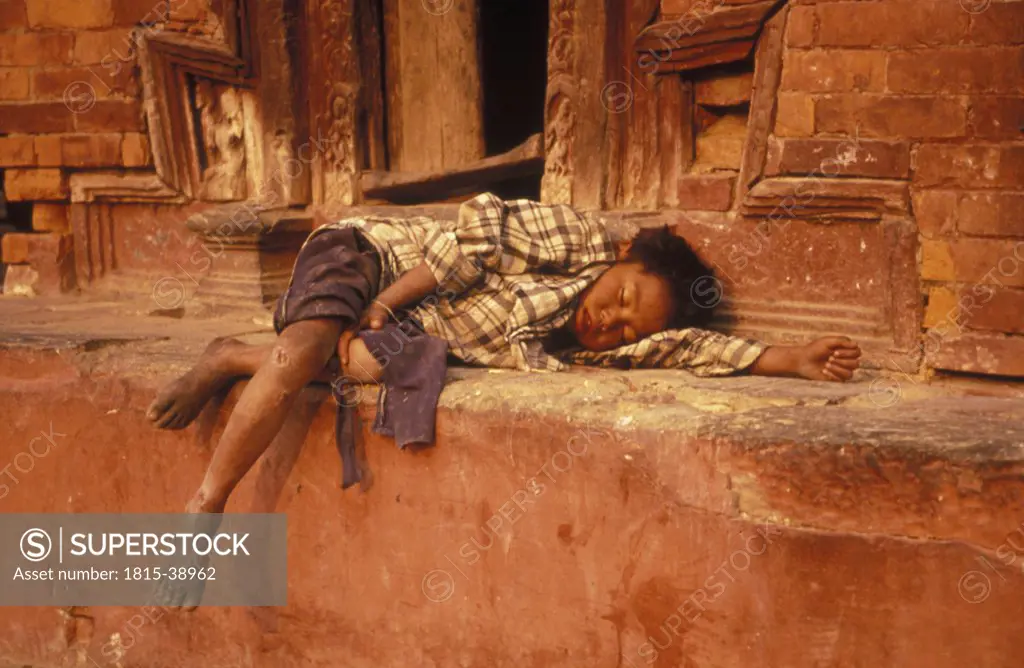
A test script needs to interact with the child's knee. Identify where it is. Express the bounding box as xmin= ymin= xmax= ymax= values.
xmin=342 ymin=338 xmax=383 ymax=383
